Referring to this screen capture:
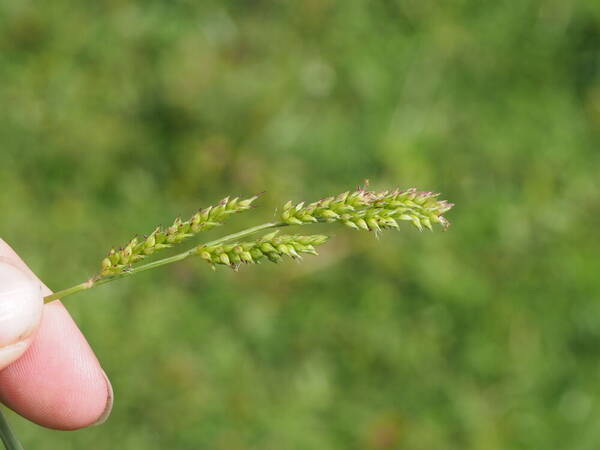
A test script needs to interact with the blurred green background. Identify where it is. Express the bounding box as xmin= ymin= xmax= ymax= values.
xmin=1 ymin=1 xmax=599 ymax=449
